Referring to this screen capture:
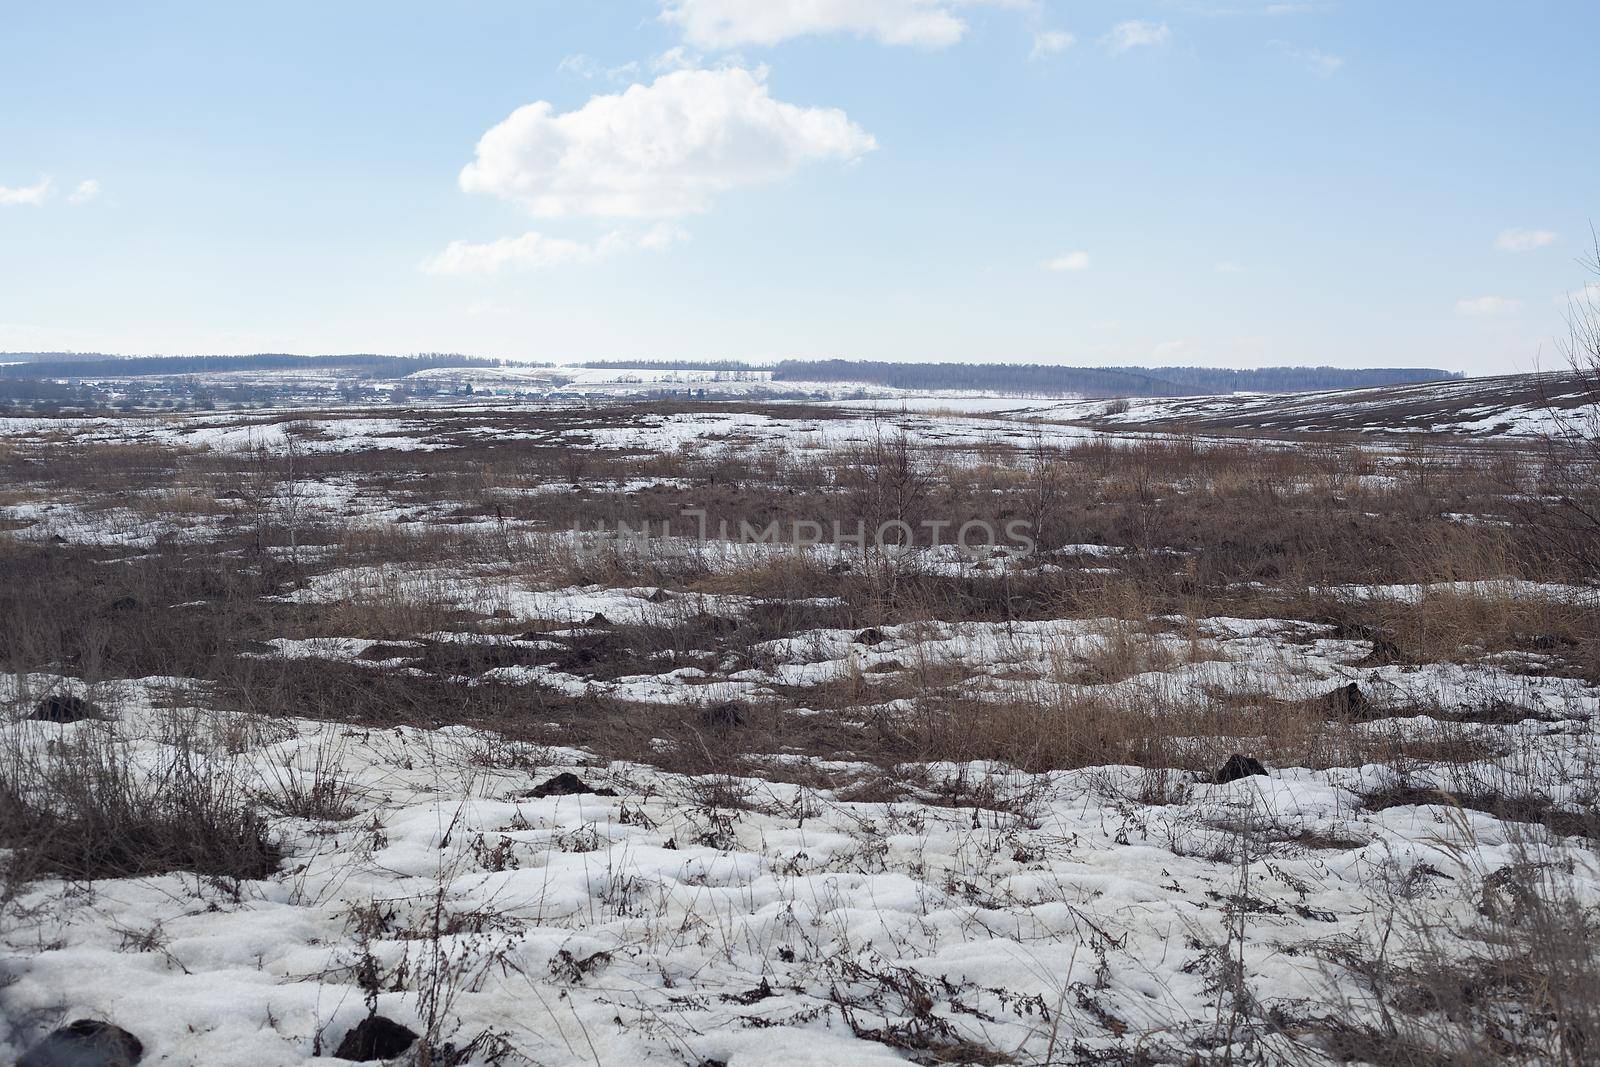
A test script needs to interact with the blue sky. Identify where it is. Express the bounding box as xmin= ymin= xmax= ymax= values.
xmin=2 ymin=1 xmax=1595 ymax=374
